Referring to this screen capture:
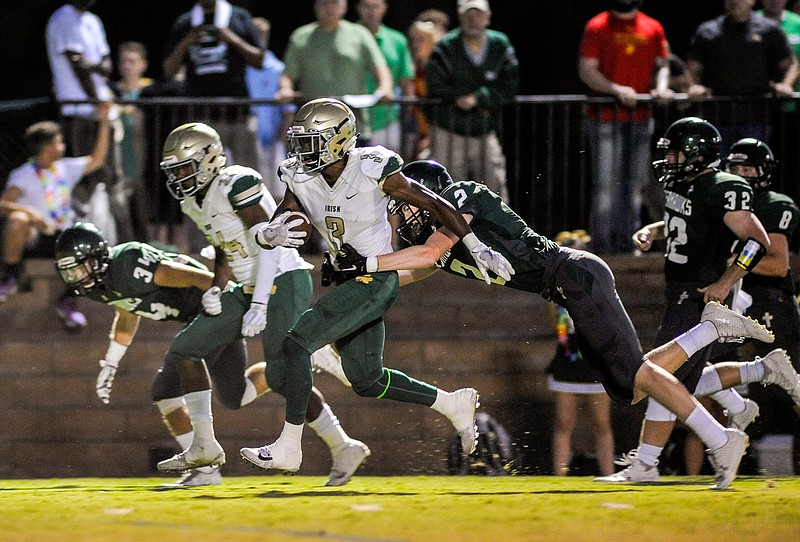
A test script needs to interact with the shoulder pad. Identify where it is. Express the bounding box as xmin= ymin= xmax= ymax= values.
xmin=356 ymin=146 xmax=403 ymax=179
xmin=224 ymin=168 xmax=264 ymax=209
